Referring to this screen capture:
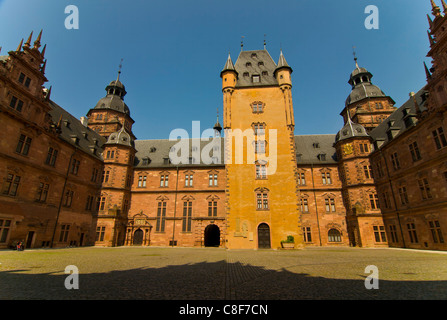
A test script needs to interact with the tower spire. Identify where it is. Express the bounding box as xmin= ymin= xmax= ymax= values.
xmin=424 ymin=62 xmax=432 ymax=79
xmin=353 ymin=46 xmax=359 ymax=68
xmin=24 ymin=31 xmax=33 ymax=48
xmin=431 ymin=0 xmax=442 ymax=17
xmin=117 ymin=58 xmax=123 ymax=82
xmin=33 ymin=29 xmax=42 ymax=49
xmin=16 ymin=39 xmax=23 ymax=52
xmin=442 ymin=0 xmax=447 ymax=13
